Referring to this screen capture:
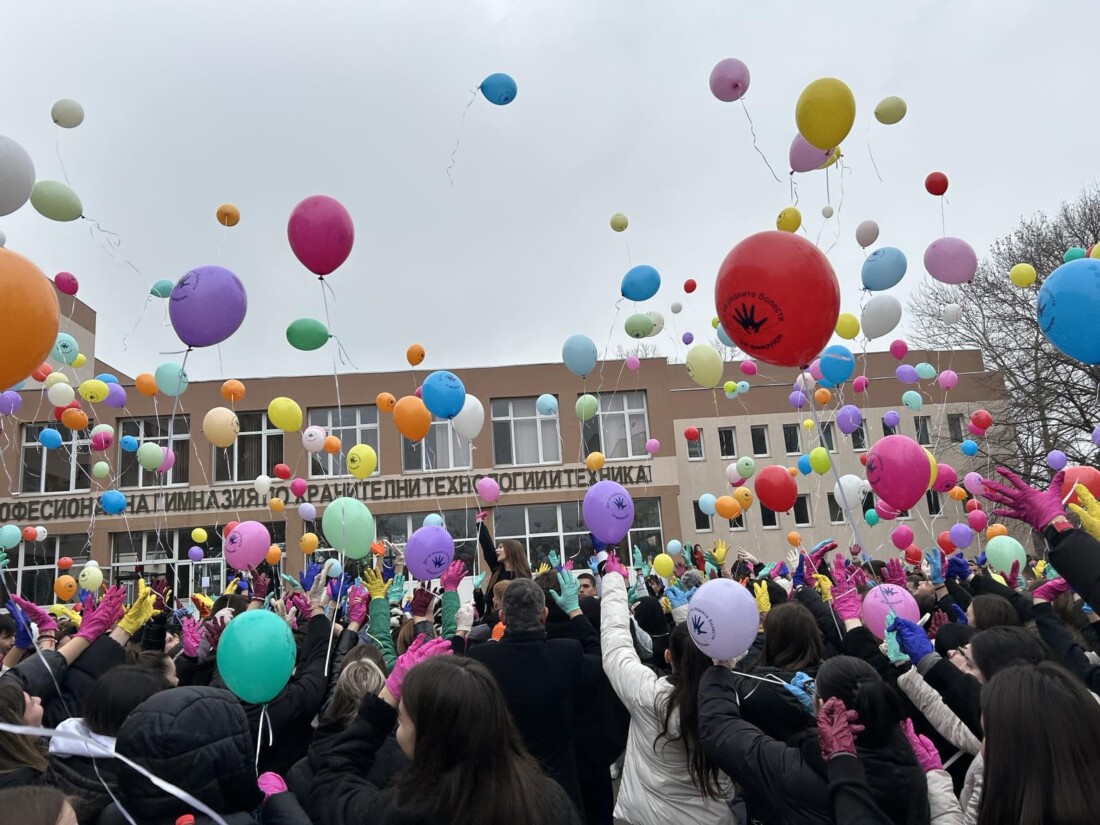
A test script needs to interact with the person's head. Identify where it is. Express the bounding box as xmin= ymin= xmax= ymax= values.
xmin=956 ymin=626 xmax=1050 ymax=683
xmin=494 ymin=539 xmax=528 ymax=572
xmin=967 ymin=594 xmax=1020 ymax=630
xmin=327 ymin=658 xmax=386 ymax=727
xmin=0 ymin=786 xmax=77 ymax=825
xmin=908 ymin=575 xmax=936 ymax=614
xmin=132 ymin=650 xmax=178 ymax=686
xmin=534 ymin=570 xmax=567 ymax=622
xmin=0 ymin=613 xmax=16 ymax=656
xmin=83 ymin=665 xmax=172 ymax=738
xmin=577 ymin=572 xmax=597 ymax=599
xmin=0 ymin=683 xmax=46 ymax=773
xmin=814 ymin=656 xmax=904 ymax=748
xmin=979 ymin=662 xmax=1100 ymax=825
xmin=491 ymin=579 xmax=511 ymax=612
xmin=499 ymin=579 xmax=546 ymax=632
xmin=680 ymin=569 xmax=705 ymax=590
xmin=210 ymin=593 xmax=249 ymax=617
xmin=341 ymin=640 xmax=386 ymax=674
xmin=933 ymin=621 xmax=976 ymax=658
xmin=759 ymin=602 xmax=822 ymax=672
